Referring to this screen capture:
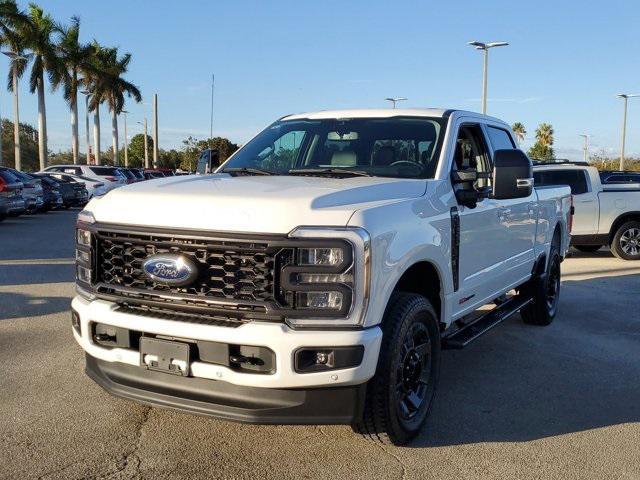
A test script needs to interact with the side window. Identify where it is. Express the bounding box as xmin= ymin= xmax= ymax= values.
xmin=259 ymin=130 xmax=306 ymax=171
xmin=486 ymin=127 xmax=516 ymax=150
xmin=63 ymin=168 xmax=77 ymax=174
xmin=453 ymin=124 xmax=492 ymax=189
xmin=534 ymin=170 xmax=589 ymax=195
